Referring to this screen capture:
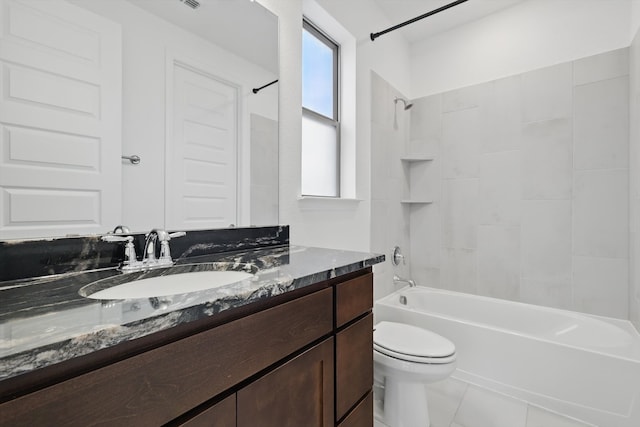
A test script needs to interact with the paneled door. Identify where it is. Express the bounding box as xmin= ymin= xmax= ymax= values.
xmin=0 ymin=0 xmax=122 ymax=239
xmin=166 ymin=62 xmax=238 ymax=230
